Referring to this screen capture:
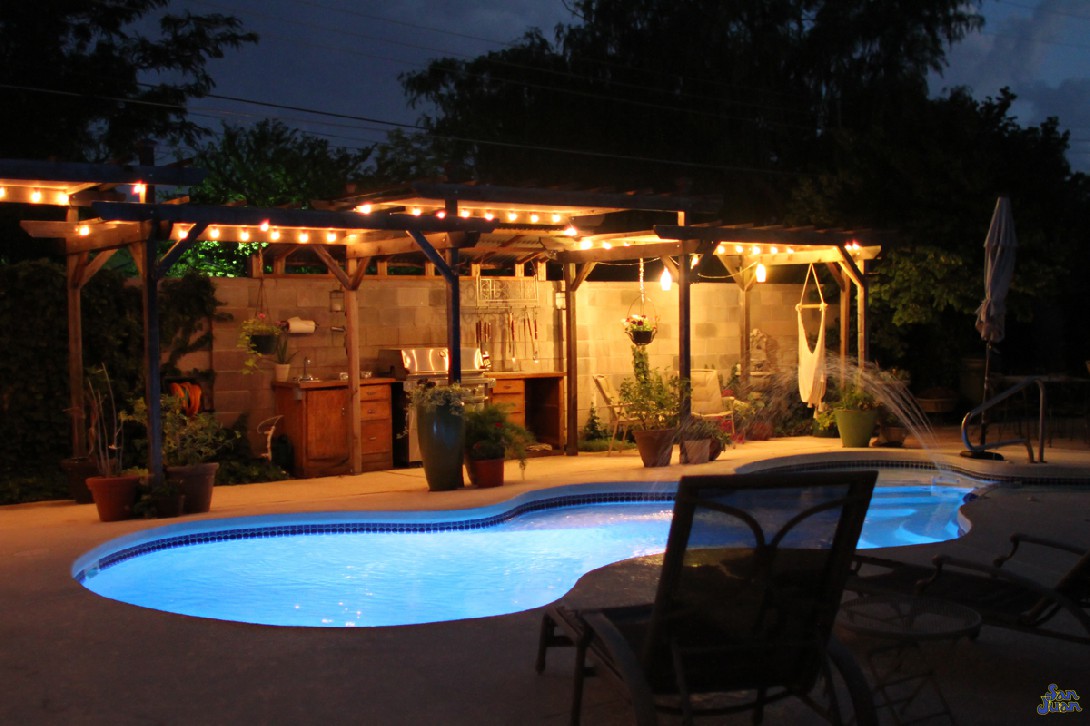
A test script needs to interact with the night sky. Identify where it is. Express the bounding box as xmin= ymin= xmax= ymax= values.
xmin=181 ymin=0 xmax=1090 ymax=170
